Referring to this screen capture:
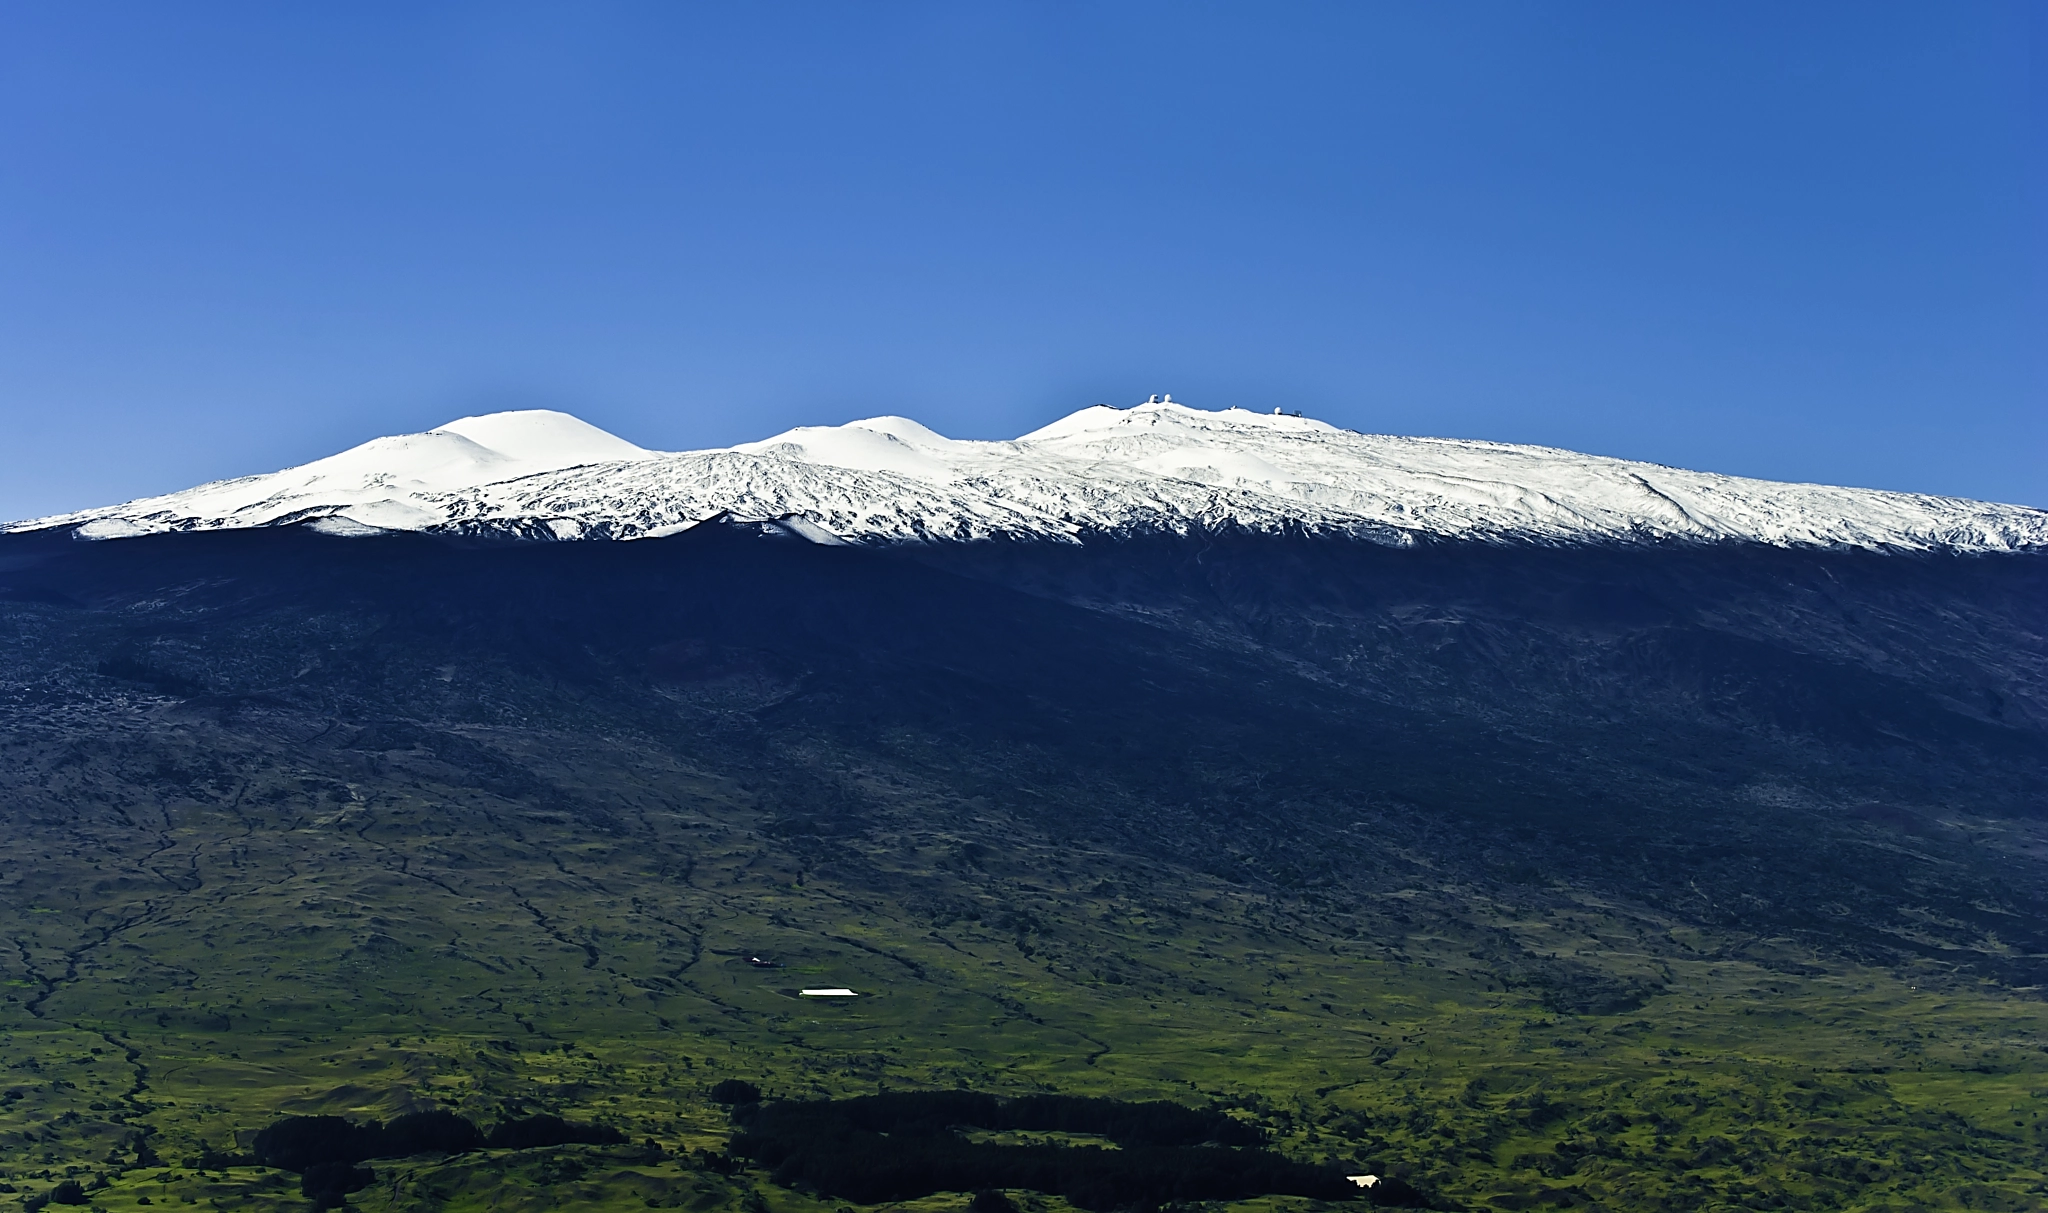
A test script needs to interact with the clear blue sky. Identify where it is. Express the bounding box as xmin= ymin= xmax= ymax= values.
xmin=2 ymin=2 xmax=2041 ymax=520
